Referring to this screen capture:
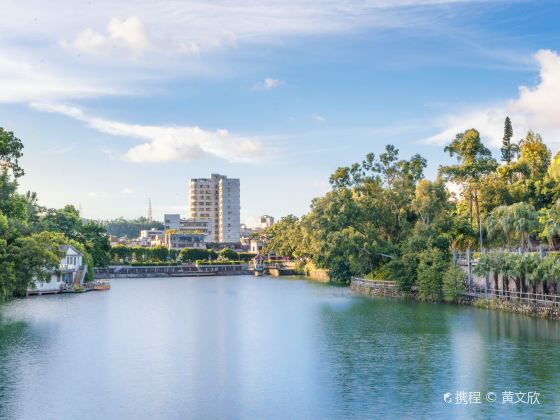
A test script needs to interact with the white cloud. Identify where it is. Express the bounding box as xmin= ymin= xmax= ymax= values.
xmin=252 ymin=78 xmax=282 ymax=91
xmin=30 ymin=102 xmax=265 ymax=164
xmin=60 ymin=17 xmax=152 ymax=56
xmin=425 ymin=49 xmax=560 ymax=148
xmin=312 ymin=114 xmax=327 ymax=123
xmin=121 ymin=188 xmax=136 ymax=195
xmin=0 ymin=54 xmax=117 ymax=103
xmin=0 ymin=0 xmax=506 ymax=104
